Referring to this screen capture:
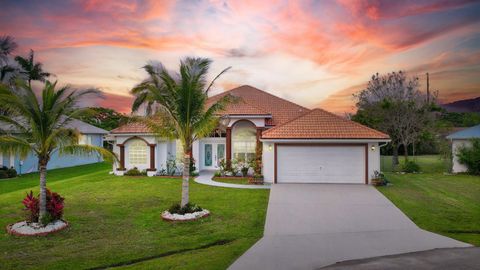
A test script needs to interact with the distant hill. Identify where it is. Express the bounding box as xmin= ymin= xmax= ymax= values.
xmin=442 ymin=96 xmax=480 ymax=113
